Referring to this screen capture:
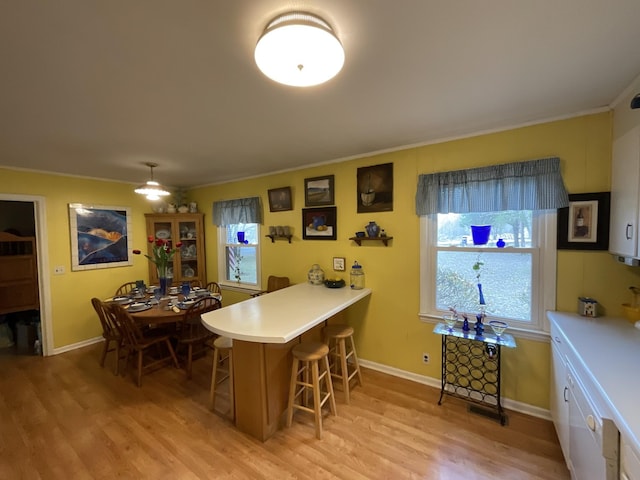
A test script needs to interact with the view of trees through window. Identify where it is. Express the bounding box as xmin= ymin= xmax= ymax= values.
xmin=224 ymin=223 xmax=258 ymax=285
xmin=435 ymin=212 xmax=533 ymax=322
